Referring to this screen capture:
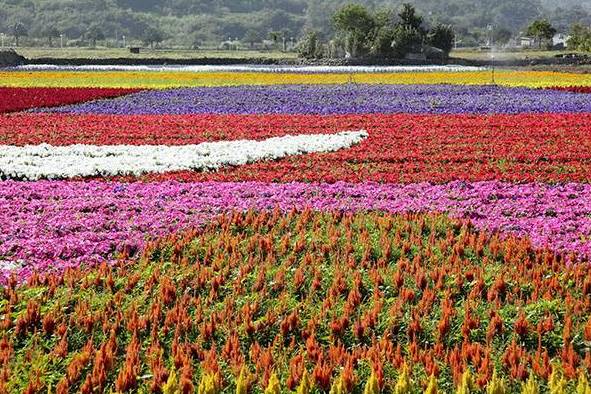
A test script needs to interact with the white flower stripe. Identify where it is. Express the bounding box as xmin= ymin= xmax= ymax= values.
xmin=14 ymin=64 xmax=485 ymax=73
xmin=0 ymin=131 xmax=367 ymax=180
